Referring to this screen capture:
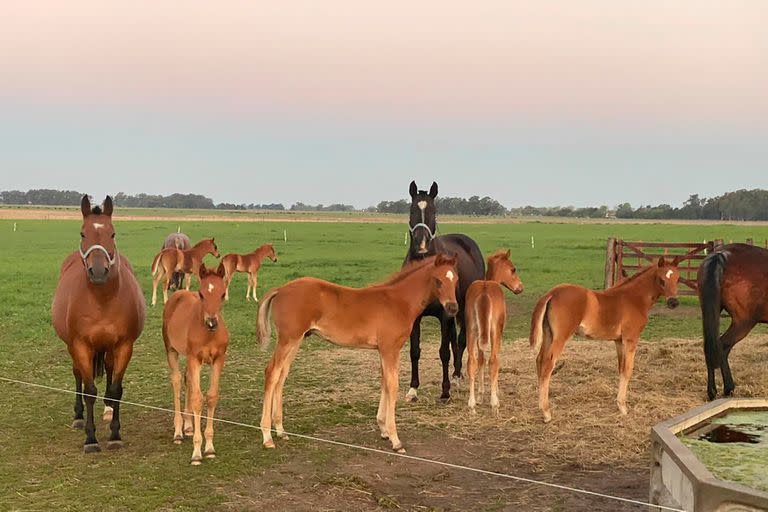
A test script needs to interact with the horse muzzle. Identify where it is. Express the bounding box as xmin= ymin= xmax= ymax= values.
xmin=513 ymin=284 xmax=524 ymax=295
xmin=444 ymin=302 xmax=459 ymax=317
xmin=204 ymin=317 xmax=219 ymax=331
xmin=87 ymin=265 xmax=110 ymax=285
xmin=666 ymin=297 xmax=679 ymax=309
